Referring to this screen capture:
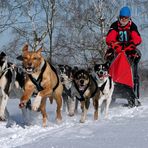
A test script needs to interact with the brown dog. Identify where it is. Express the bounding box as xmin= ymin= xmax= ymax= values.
xmin=19 ymin=44 xmax=63 ymax=127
